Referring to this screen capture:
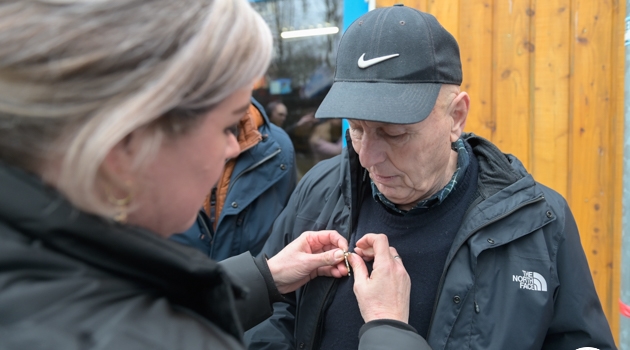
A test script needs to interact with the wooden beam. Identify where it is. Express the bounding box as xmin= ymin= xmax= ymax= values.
xmin=492 ymin=0 xmax=533 ymax=166
xmin=569 ymin=0 xmax=616 ymax=334
xmin=532 ymin=0 xmax=570 ymax=197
